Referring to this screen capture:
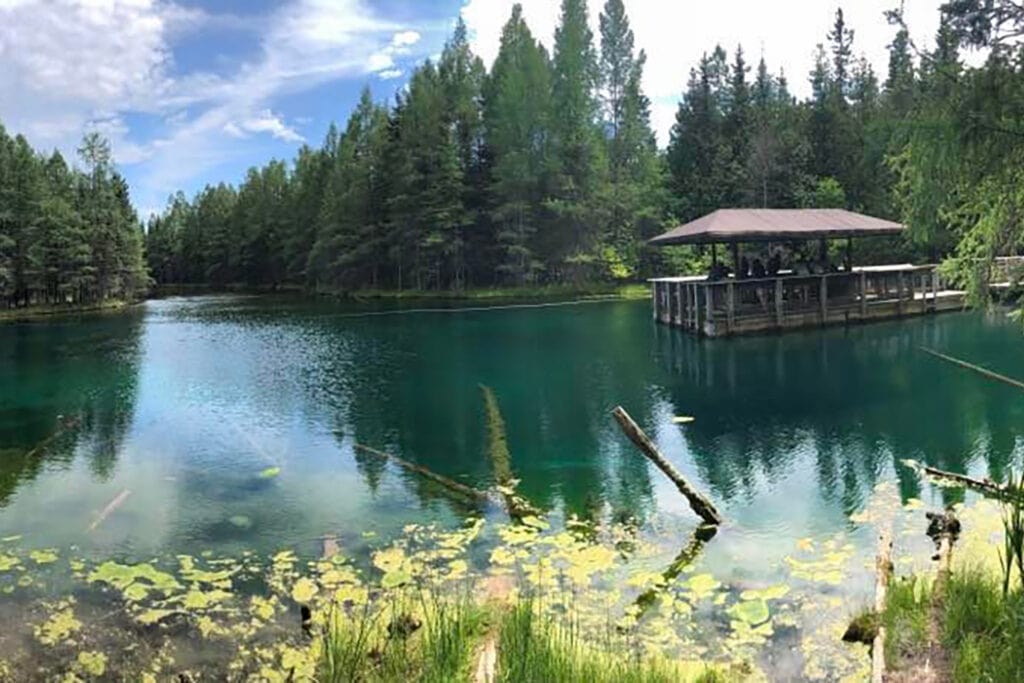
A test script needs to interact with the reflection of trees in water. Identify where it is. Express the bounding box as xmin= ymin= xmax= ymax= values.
xmin=317 ymin=303 xmax=660 ymax=523
xmin=0 ymin=311 xmax=145 ymax=505
xmin=654 ymin=313 xmax=1024 ymax=510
